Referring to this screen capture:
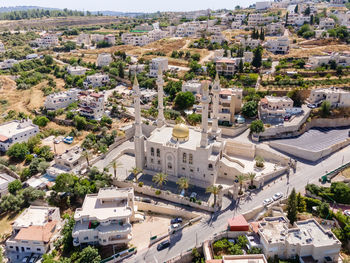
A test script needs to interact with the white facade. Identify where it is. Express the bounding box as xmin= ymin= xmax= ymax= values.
xmin=67 ymin=66 xmax=87 ymax=76
xmin=0 ymin=59 xmax=18 ymax=70
xmin=54 ymin=146 xmax=84 ymax=171
xmin=83 ymin=74 xmax=110 ymax=88
xmin=266 ymin=22 xmax=285 ymax=35
xmin=129 ymin=64 xmax=146 ymax=75
xmin=287 ymin=14 xmax=310 ymax=26
xmin=308 ymin=87 xmax=350 ymax=108
xmin=32 ymin=34 xmax=59 ymax=48
xmin=0 ymin=172 xmax=16 ymax=198
xmin=6 ymin=206 xmax=61 ymax=255
xmin=97 ymin=53 xmax=113 ymax=67
xmin=319 ymin=18 xmax=335 ymax=29
xmin=211 ymin=33 xmax=226 ymax=44
xmin=307 ymin=52 xmax=350 ymax=69
xmin=259 ymin=96 xmax=294 ymax=116
xmin=266 ymin=36 xmax=290 ymax=54
xmin=248 ymin=13 xmax=274 ymax=27
xmin=149 ymin=57 xmax=168 ymax=77
xmin=182 ymin=80 xmax=203 ymax=95
xmin=72 ymin=187 xmax=135 ymax=246
xmin=0 ymin=41 xmax=5 ymax=53
xmin=0 ymin=120 xmax=39 ymax=152
xmin=44 ymin=88 xmax=80 ymax=110
xmin=78 ymin=92 xmax=105 ymax=119
xmin=239 ymin=37 xmax=261 ymax=49
xmin=77 ymin=33 xmax=91 ymax=46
